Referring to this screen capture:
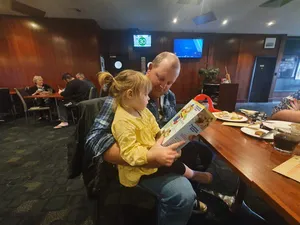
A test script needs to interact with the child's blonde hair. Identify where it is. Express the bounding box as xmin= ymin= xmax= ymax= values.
xmin=98 ymin=70 xmax=152 ymax=109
